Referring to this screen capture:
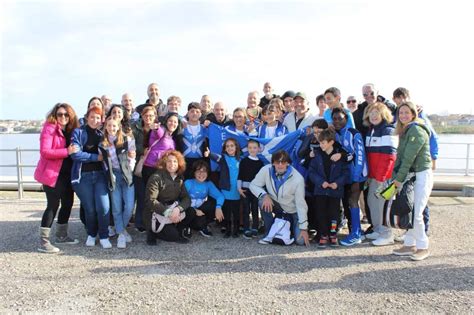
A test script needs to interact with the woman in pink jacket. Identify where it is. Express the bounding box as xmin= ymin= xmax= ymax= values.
xmin=34 ymin=103 xmax=79 ymax=253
